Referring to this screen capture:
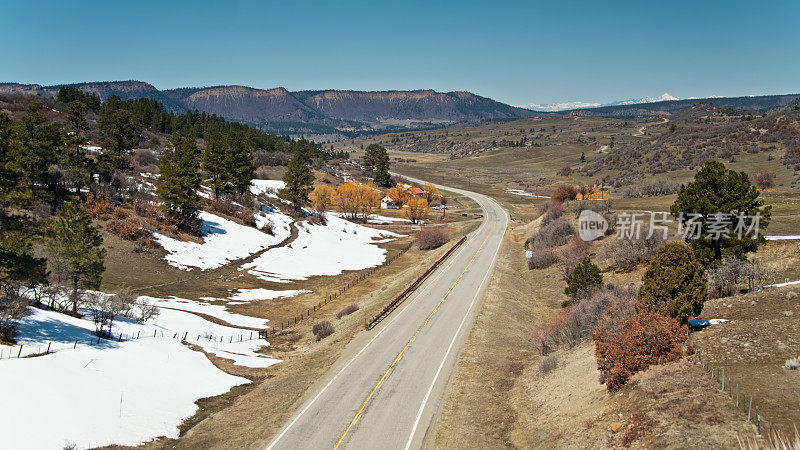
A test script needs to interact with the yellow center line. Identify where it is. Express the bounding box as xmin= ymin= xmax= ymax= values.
xmin=332 ymin=223 xmax=496 ymax=449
